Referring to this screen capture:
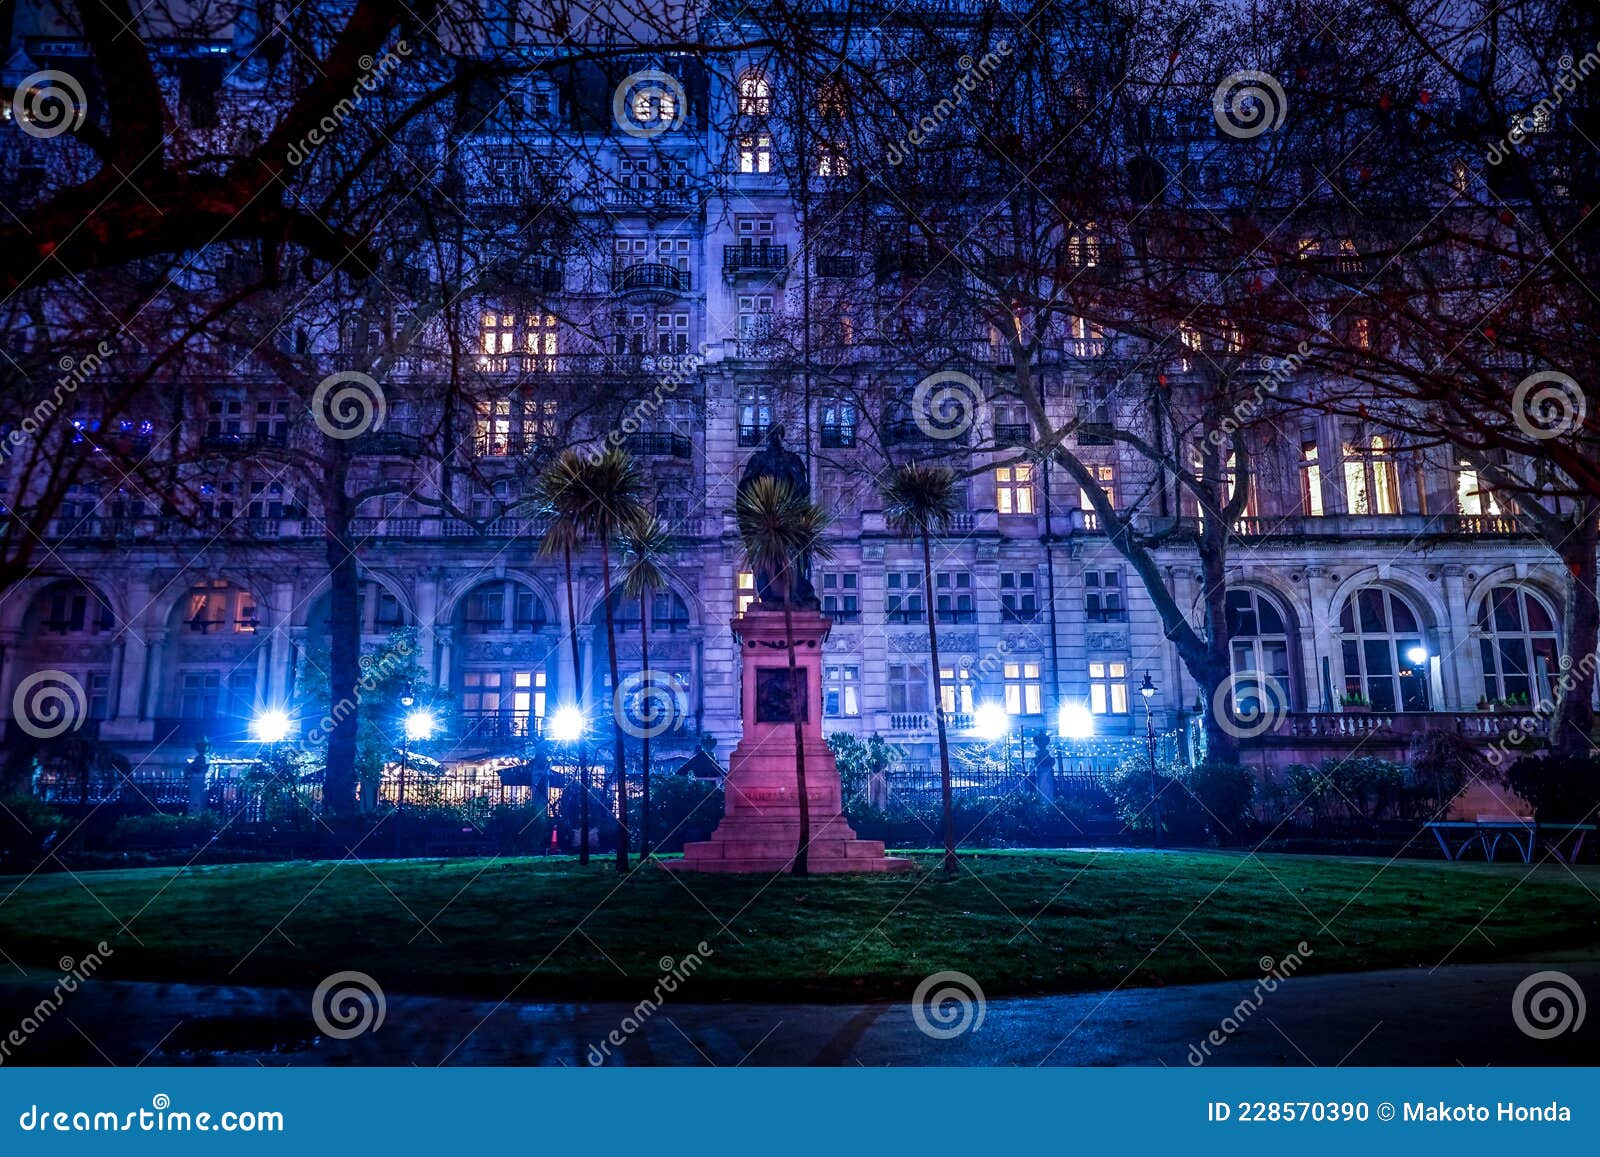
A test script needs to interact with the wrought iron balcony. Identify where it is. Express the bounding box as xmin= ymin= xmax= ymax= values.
xmin=737 ymin=422 xmax=771 ymax=447
xmin=723 ymin=244 xmax=789 ymax=276
xmin=819 ymin=424 xmax=857 ymax=448
xmin=623 ymin=431 xmax=692 ymax=458
xmin=816 ymin=254 xmax=857 ymax=278
xmin=994 ymin=422 xmax=1032 ymax=446
xmin=612 ymin=262 xmax=691 ymax=300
